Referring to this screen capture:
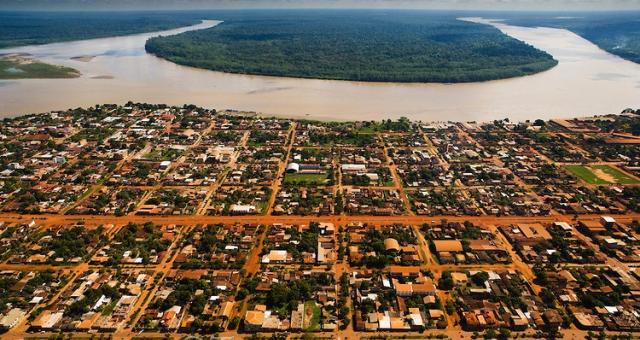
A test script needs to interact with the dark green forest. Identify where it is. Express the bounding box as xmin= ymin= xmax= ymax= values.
xmin=0 ymin=11 xmax=202 ymax=48
xmin=502 ymin=11 xmax=640 ymax=64
xmin=145 ymin=10 xmax=558 ymax=83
